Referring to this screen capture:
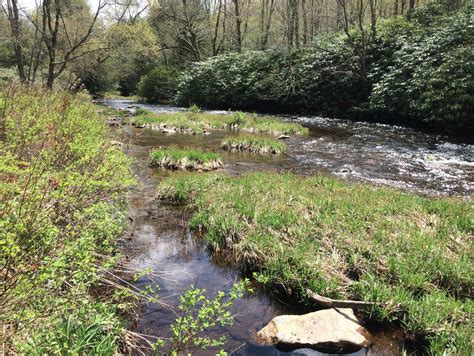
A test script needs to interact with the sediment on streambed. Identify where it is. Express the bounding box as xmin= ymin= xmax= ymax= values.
xmin=156 ymin=171 xmax=473 ymax=354
xmin=221 ymin=134 xmax=286 ymax=154
xmin=150 ymin=147 xmax=223 ymax=171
